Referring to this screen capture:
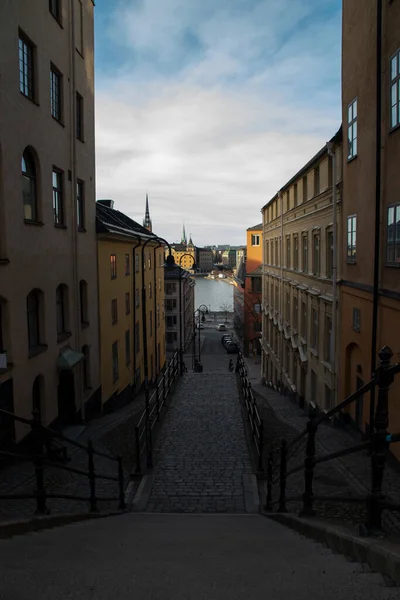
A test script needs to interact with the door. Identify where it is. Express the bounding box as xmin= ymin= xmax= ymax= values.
xmin=0 ymin=378 xmax=15 ymax=449
xmin=355 ymin=376 xmax=364 ymax=431
xmin=57 ymin=371 xmax=76 ymax=425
